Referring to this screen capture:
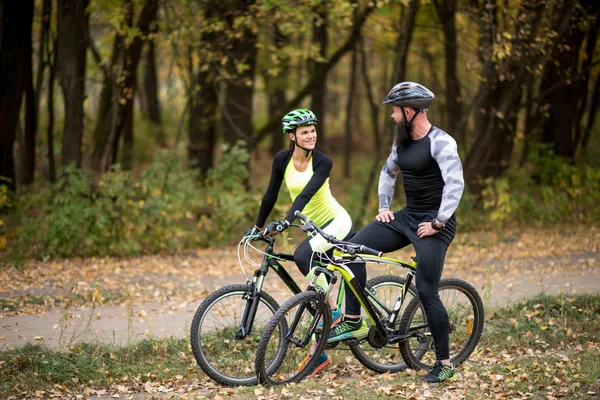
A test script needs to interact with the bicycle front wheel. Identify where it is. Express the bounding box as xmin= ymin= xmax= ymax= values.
xmin=348 ymin=275 xmax=418 ymax=373
xmin=255 ymin=290 xmax=331 ymax=386
xmin=190 ymin=284 xmax=284 ymax=386
xmin=398 ymin=278 xmax=484 ymax=370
